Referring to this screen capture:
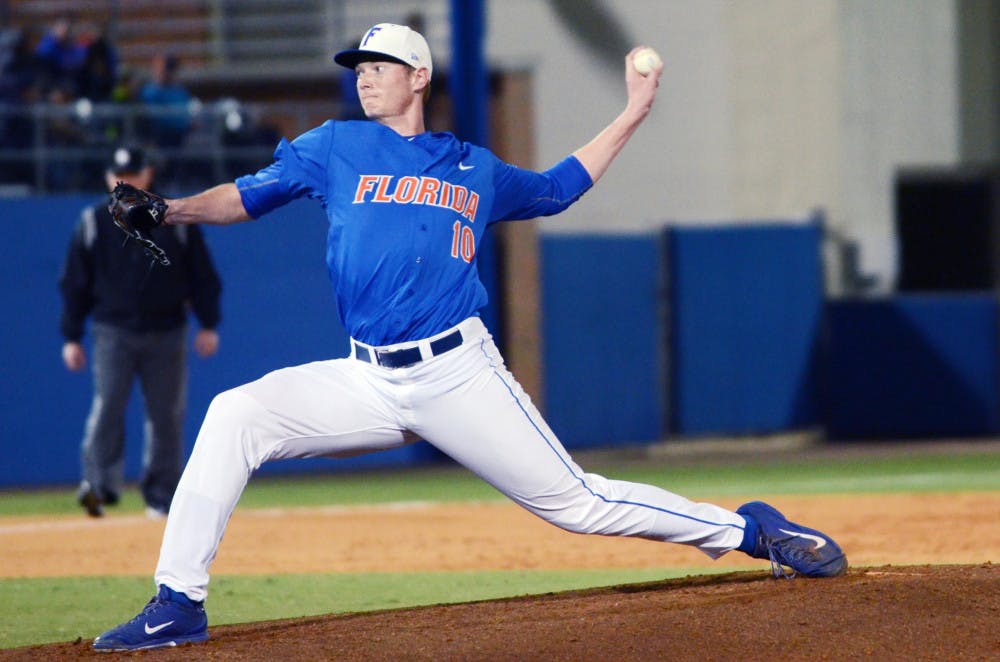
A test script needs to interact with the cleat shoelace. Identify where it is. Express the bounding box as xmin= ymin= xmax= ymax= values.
xmin=120 ymin=595 xmax=167 ymax=628
xmin=765 ymin=541 xmax=797 ymax=579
